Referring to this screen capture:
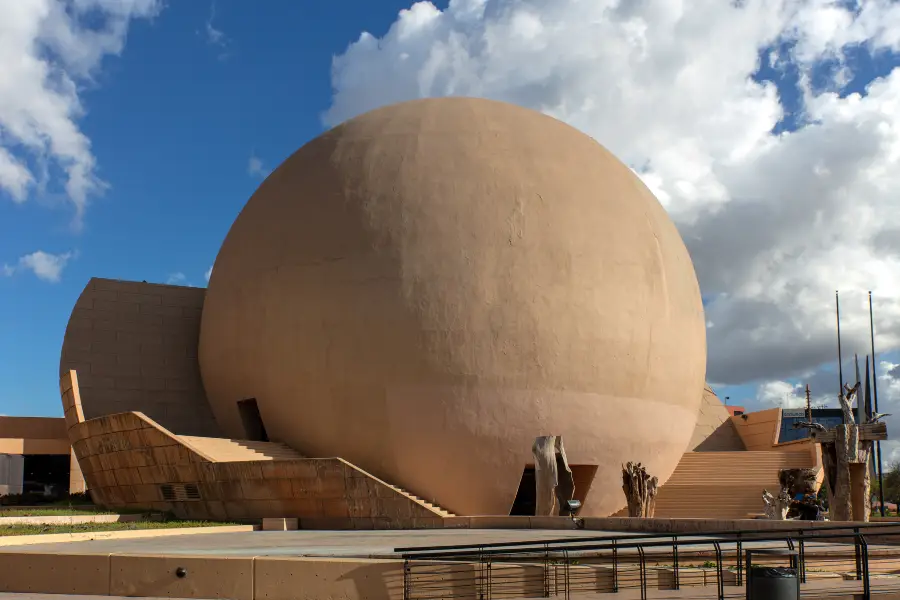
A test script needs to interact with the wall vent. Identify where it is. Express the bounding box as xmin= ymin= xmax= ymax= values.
xmin=159 ymin=483 xmax=202 ymax=502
